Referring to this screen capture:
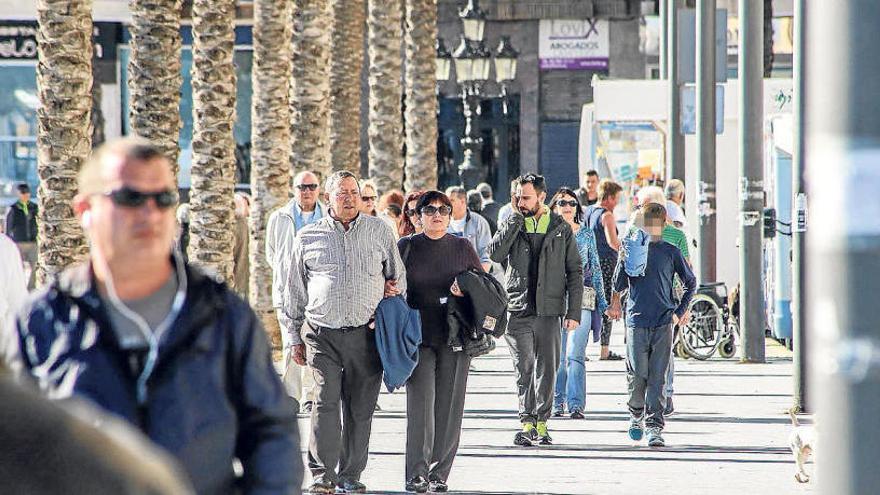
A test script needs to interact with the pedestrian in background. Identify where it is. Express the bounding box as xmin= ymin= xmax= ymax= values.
xmin=446 ymin=186 xmax=492 ymax=272
xmin=584 ymin=180 xmax=624 ymax=361
xmin=489 ymin=174 xmax=583 ymax=447
xmin=284 ymin=170 xmax=406 ymax=494
xmin=359 ymin=179 xmax=379 ymax=216
xmin=496 ymin=178 xmax=518 ymax=225
xmin=400 ymin=190 xmax=425 ymax=238
xmin=476 ymin=182 xmax=502 ymax=235
xmin=550 ymin=187 xmax=607 ymax=420
xmin=575 ymin=170 xmax=600 ymax=208
xmin=607 ymin=202 xmax=696 ymax=448
xmin=4 ymin=138 xmax=302 ymax=493
xmin=266 ymin=170 xmax=326 ymax=413
xmin=664 ymin=179 xmax=687 ymax=229
xmin=398 ymin=191 xmax=482 ymax=494
xmin=5 ymin=183 xmax=38 ymax=288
